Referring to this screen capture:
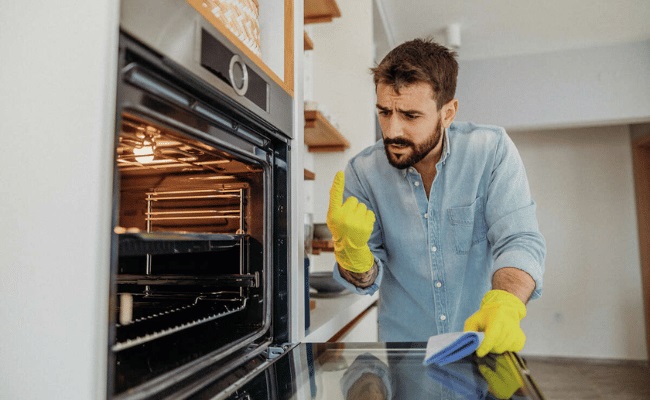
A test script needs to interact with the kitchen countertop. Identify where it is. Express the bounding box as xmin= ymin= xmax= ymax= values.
xmin=304 ymin=291 xmax=379 ymax=342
